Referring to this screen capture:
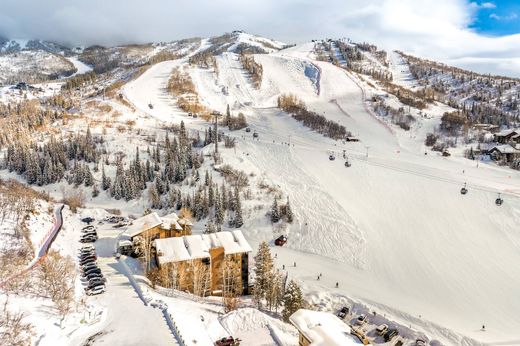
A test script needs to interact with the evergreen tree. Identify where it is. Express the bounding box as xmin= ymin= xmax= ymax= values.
xmin=149 ymin=184 xmax=161 ymax=209
xmin=282 ymin=280 xmax=303 ymax=322
xmin=92 ymin=183 xmax=100 ymax=197
xmin=234 ymin=187 xmax=244 ymax=228
xmin=254 ymin=241 xmax=274 ymax=309
xmin=285 ymin=197 xmax=293 ymax=223
xmin=270 ymin=197 xmax=280 ymax=223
